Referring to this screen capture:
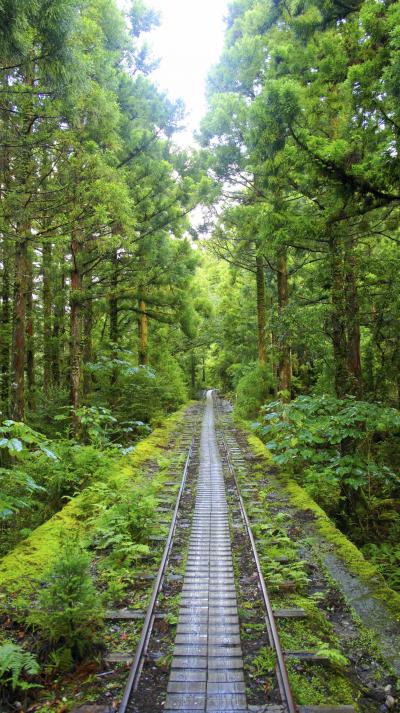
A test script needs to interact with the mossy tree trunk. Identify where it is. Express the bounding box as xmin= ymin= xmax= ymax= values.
xmin=42 ymin=241 xmax=53 ymax=398
xmin=26 ymin=248 xmax=35 ymax=412
xmin=1 ymin=239 xmax=11 ymax=415
xmin=330 ymin=232 xmax=349 ymax=398
xmin=82 ymin=275 xmax=93 ymax=398
xmin=138 ymin=295 xmax=149 ymax=366
xmin=277 ymin=248 xmax=291 ymax=399
xmin=52 ymin=264 xmax=66 ymax=390
xmin=70 ymin=234 xmax=82 ymax=435
xmin=12 ymin=236 xmax=29 ymax=420
xmin=344 ymin=235 xmax=362 ymax=397
xmin=256 ymin=255 xmax=267 ymax=367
